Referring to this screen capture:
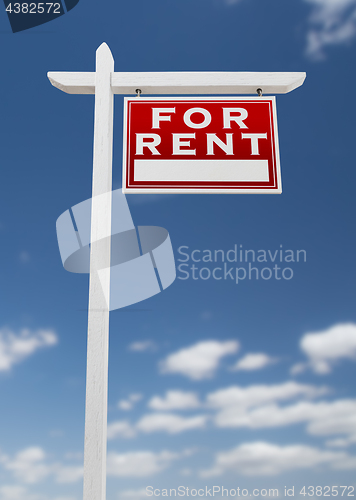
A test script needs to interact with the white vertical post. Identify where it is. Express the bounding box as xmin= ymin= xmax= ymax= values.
xmin=83 ymin=43 xmax=114 ymax=500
